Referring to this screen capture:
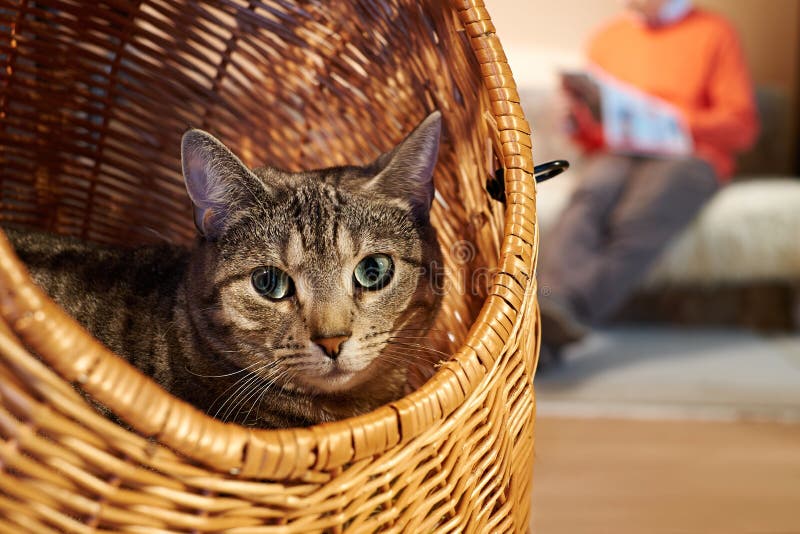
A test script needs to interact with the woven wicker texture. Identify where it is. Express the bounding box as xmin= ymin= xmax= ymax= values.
xmin=0 ymin=0 xmax=540 ymax=531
